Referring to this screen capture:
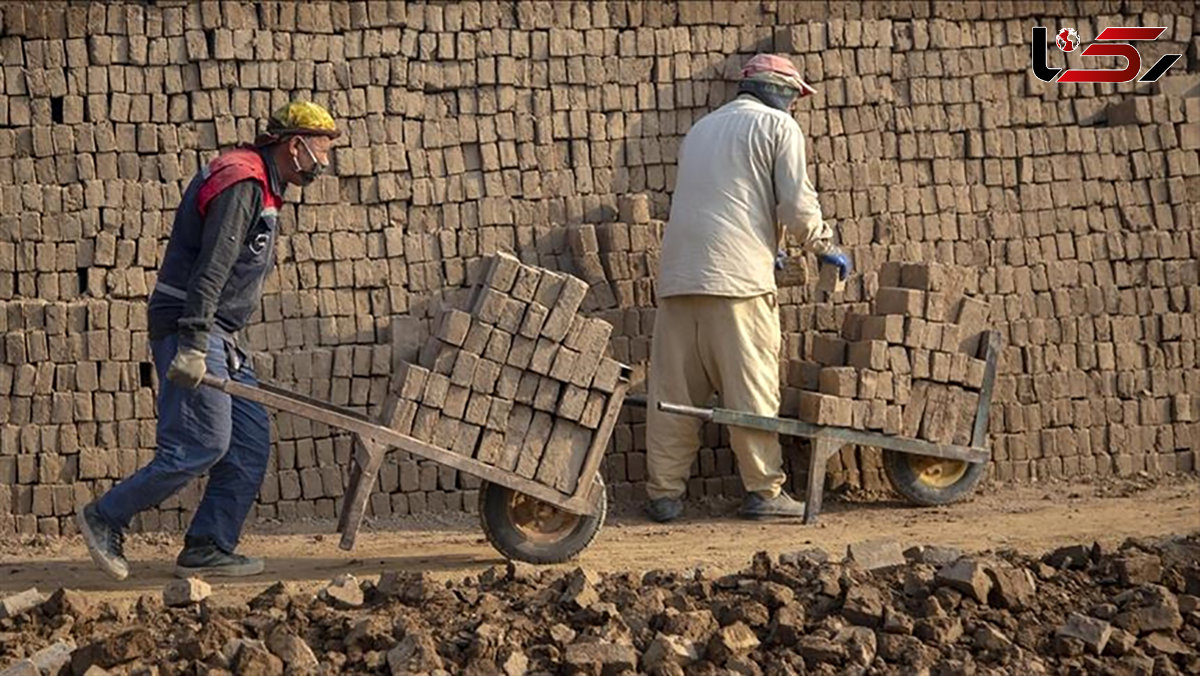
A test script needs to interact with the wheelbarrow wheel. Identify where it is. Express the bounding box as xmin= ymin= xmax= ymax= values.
xmin=478 ymin=479 xmax=606 ymax=564
xmin=883 ymin=450 xmax=987 ymax=506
